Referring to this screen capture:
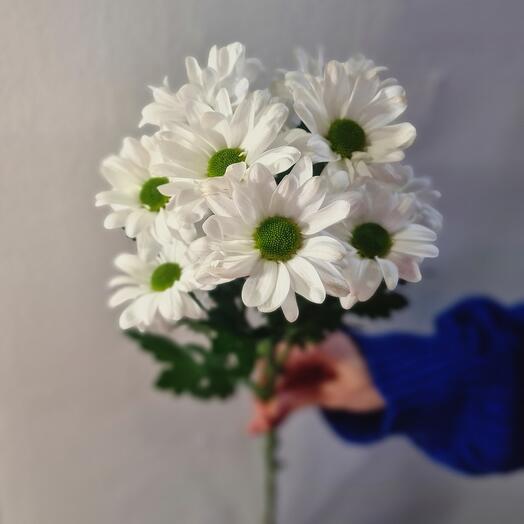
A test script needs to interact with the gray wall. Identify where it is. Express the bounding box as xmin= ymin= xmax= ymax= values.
xmin=1 ymin=0 xmax=524 ymax=523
